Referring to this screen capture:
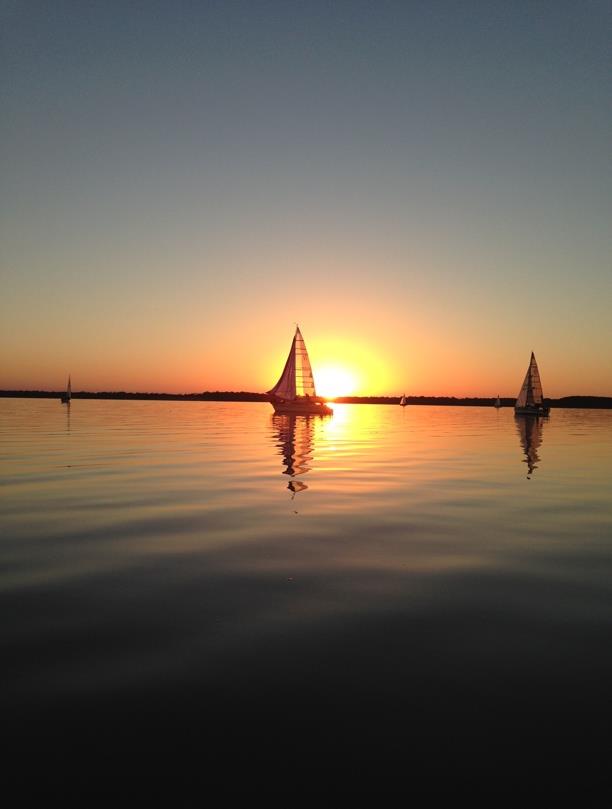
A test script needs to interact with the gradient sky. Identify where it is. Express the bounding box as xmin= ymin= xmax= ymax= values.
xmin=2 ymin=0 xmax=611 ymax=396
